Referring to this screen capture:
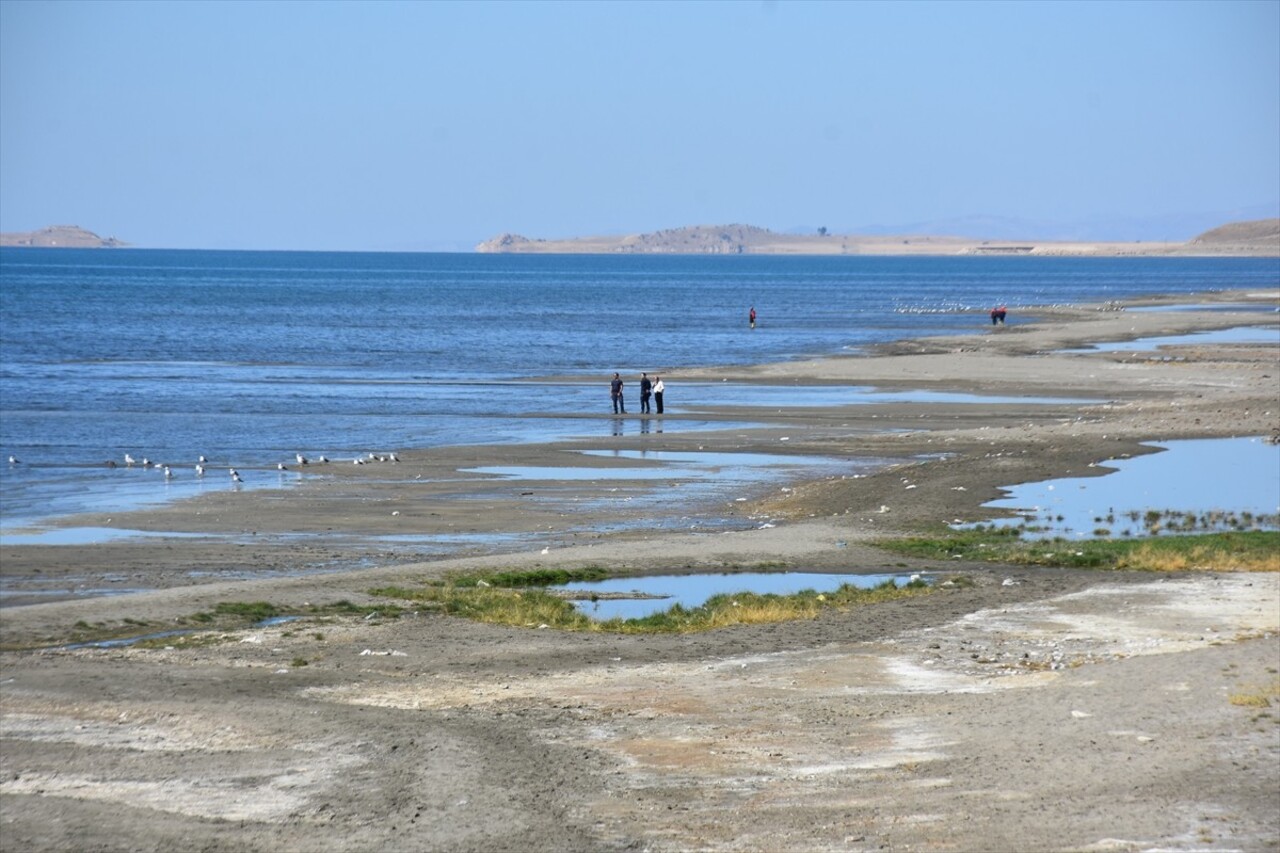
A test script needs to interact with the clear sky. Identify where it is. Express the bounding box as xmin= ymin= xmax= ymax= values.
xmin=2 ymin=0 xmax=1277 ymax=250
